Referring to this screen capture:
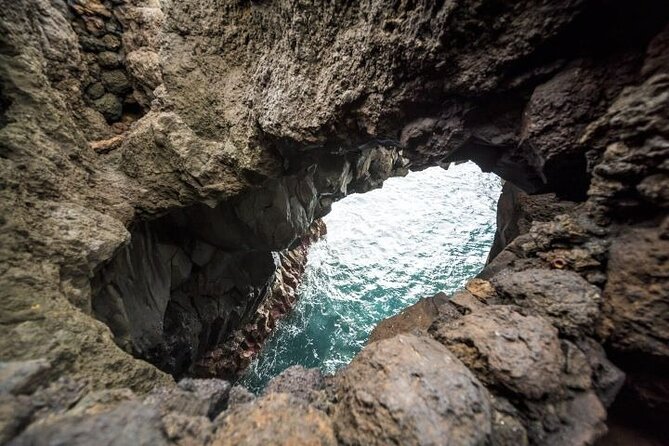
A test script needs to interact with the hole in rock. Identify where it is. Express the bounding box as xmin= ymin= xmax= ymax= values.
xmin=239 ymin=162 xmax=502 ymax=392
